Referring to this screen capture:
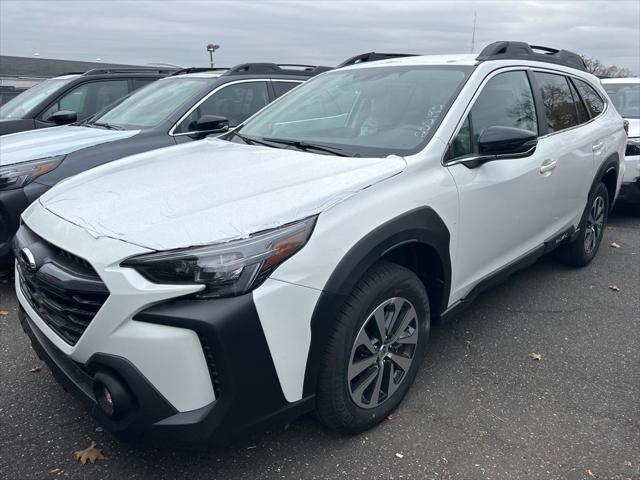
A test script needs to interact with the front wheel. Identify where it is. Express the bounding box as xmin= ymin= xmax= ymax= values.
xmin=557 ymin=182 xmax=609 ymax=267
xmin=316 ymin=261 xmax=430 ymax=434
